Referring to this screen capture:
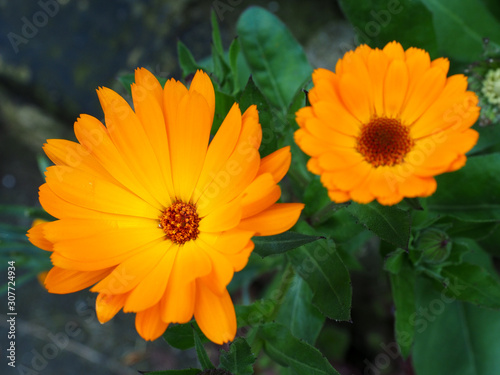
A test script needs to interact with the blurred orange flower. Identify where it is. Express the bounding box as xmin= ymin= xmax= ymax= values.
xmin=295 ymin=41 xmax=480 ymax=205
xmin=28 ymin=68 xmax=303 ymax=344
